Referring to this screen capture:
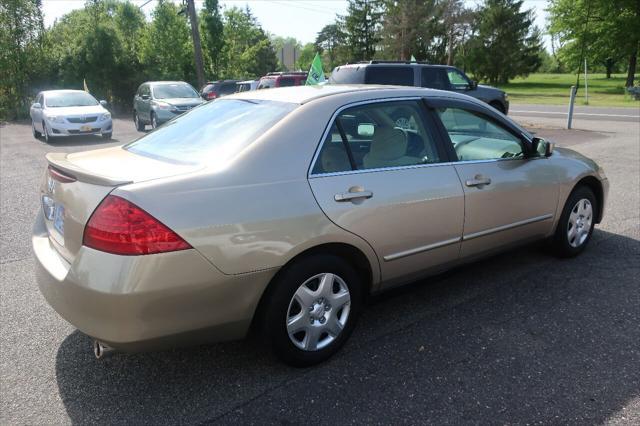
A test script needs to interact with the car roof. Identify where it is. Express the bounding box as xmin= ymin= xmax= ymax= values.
xmin=41 ymin=90 xmax=88 ymax=95
xmin=146 ymin=81 xmax=192 ymax=86
xmin=225 ymin=84 xmax=472 ymax=105
xmin=335 ymin=63 xmax=453 ymax=69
